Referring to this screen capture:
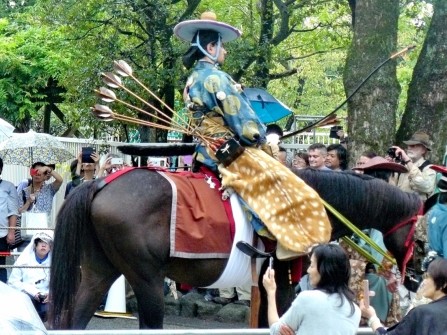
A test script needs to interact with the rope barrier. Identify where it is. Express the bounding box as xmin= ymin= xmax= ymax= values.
xmin=45 ymin=329 xmax=376 ymax=335
xmin=0 ymin=264 xmax=51 ymax=269
xmin=0 ymin=251 xmax=21 ymax=257
xmin=6 ymin=226 xmax=55 ymax=230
